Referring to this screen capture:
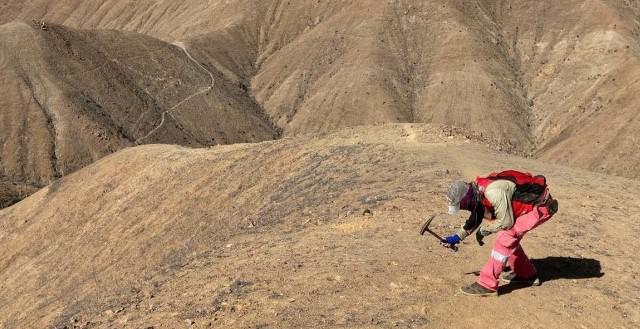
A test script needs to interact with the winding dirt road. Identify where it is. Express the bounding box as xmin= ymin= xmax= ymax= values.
xmin=136 ymin=42 xmax=216 ymax=144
